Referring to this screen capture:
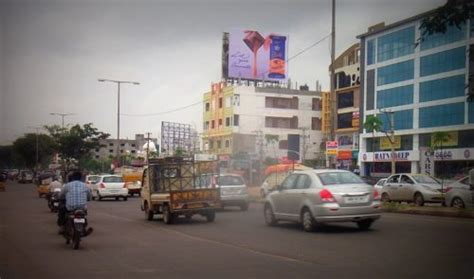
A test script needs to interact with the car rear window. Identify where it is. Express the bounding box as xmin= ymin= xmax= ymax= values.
xmin=317 ymin=172 xmax=364 ymax=186
xmin=218 ymin=176 xmax=244 ymax=186
xmin=88 ymin=176 xmax=100 ymax=183
xmin=103 ymin=176 xmax=123 ymax=183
